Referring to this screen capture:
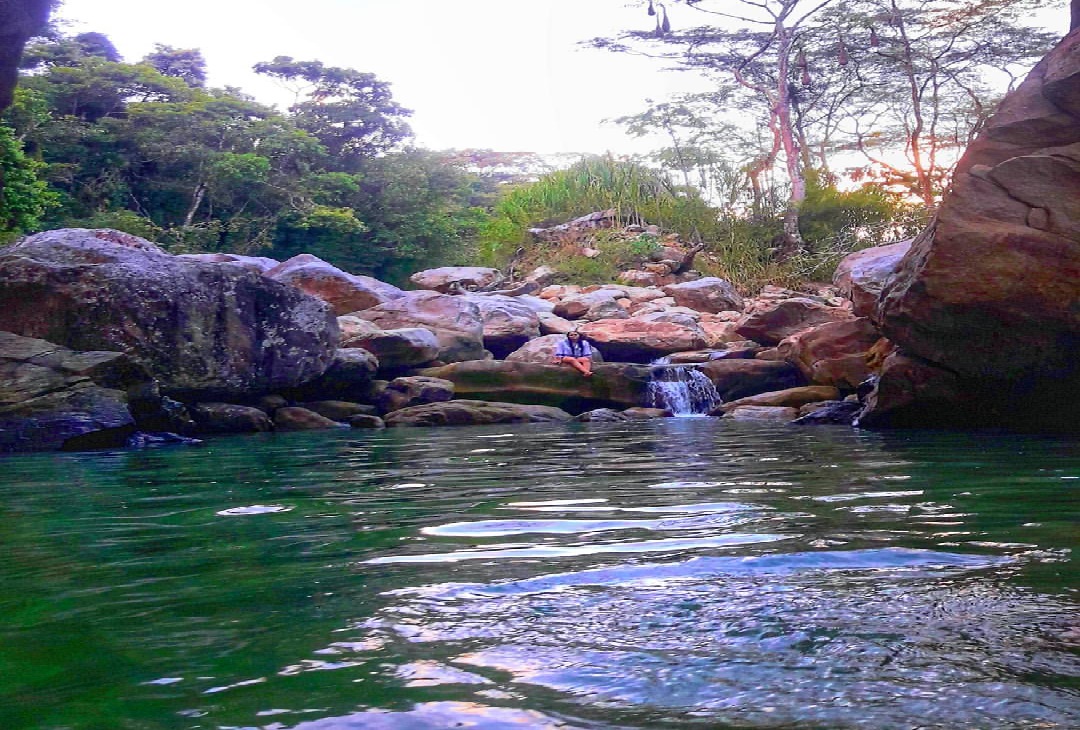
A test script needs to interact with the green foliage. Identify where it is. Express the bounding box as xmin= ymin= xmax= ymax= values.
xmin=143 ymin=44 xmax=207 ymax=87
xmin=254 ymin=56 xmax=412 ymax=161
xmin=798 ymin=173 xmax=895 ymax=252
xmin=0 ymin=123 xmax=56 ymax=241
xmin=477 ymin=154 xmax=718 ymax=267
